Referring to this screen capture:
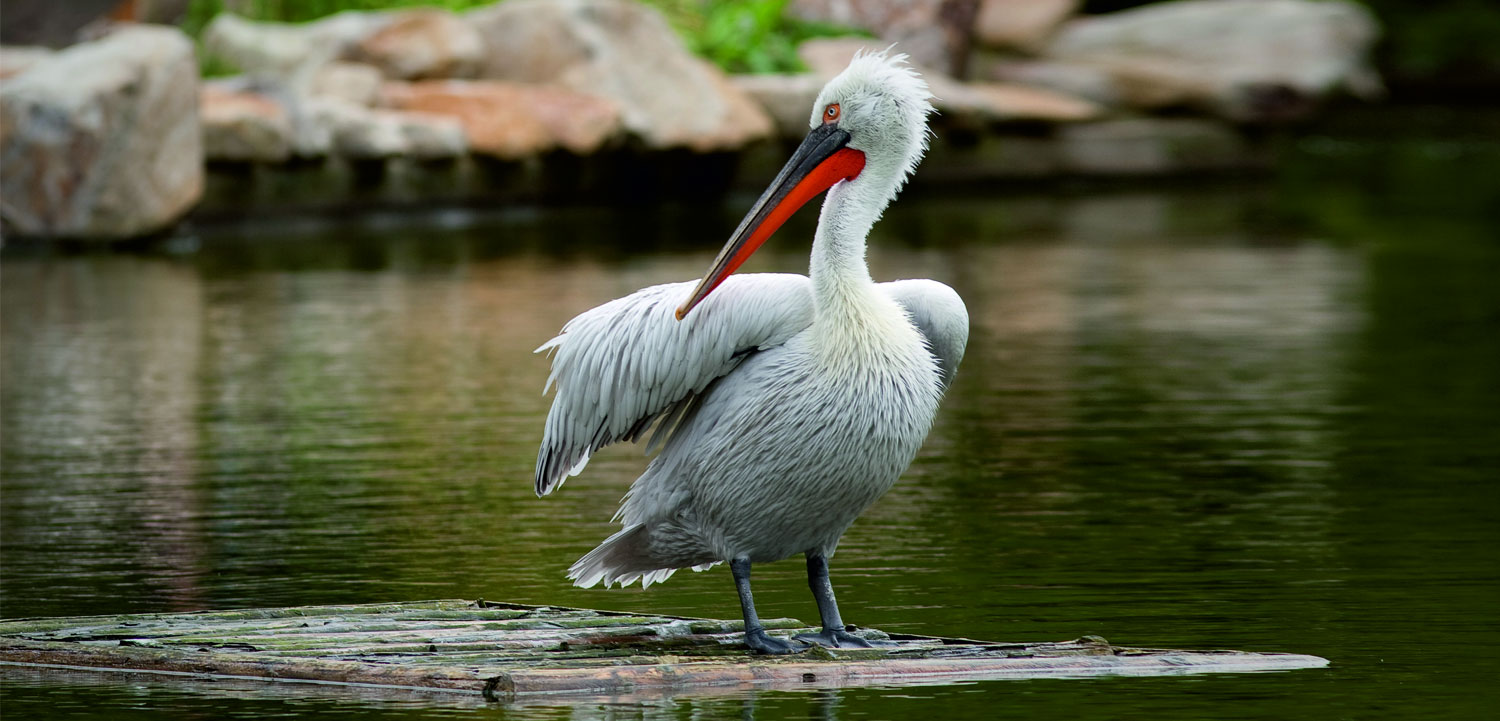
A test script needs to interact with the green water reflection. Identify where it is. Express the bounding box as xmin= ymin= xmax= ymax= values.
xmin=2 ymin=112 xmax=1498 ymax=720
